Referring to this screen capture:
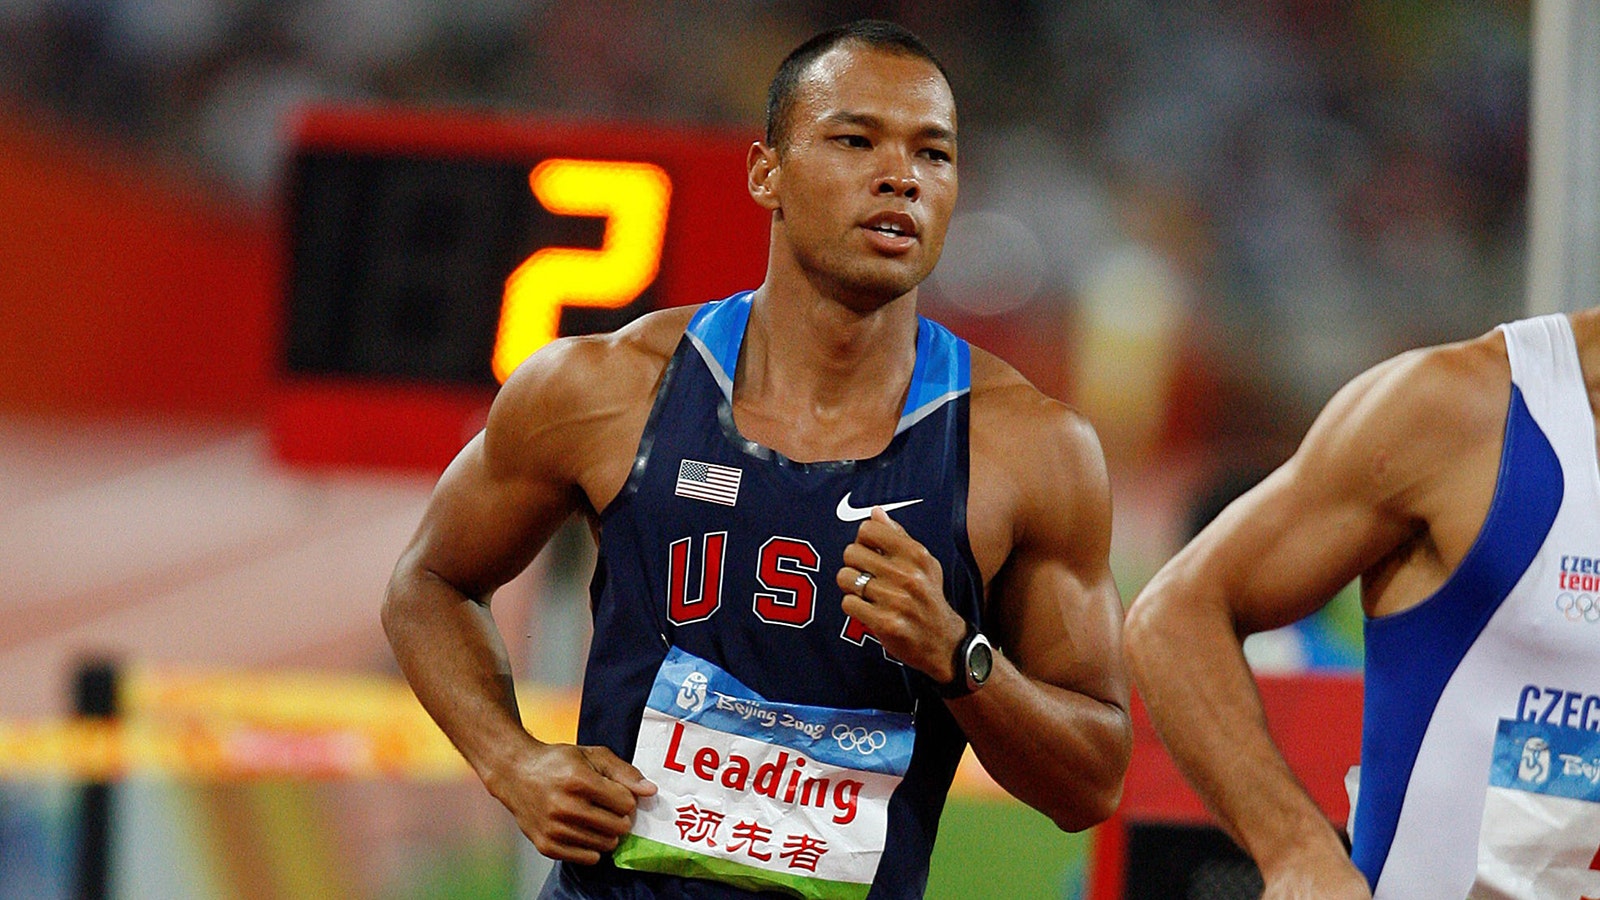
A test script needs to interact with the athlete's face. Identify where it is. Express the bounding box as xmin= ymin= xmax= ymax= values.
xmin=750 ymin=44 xmax=958 ymax=309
